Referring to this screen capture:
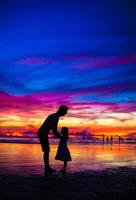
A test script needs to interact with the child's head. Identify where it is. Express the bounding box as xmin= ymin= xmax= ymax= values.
xmin=61 ymin=127 xmax=69 ymax=136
